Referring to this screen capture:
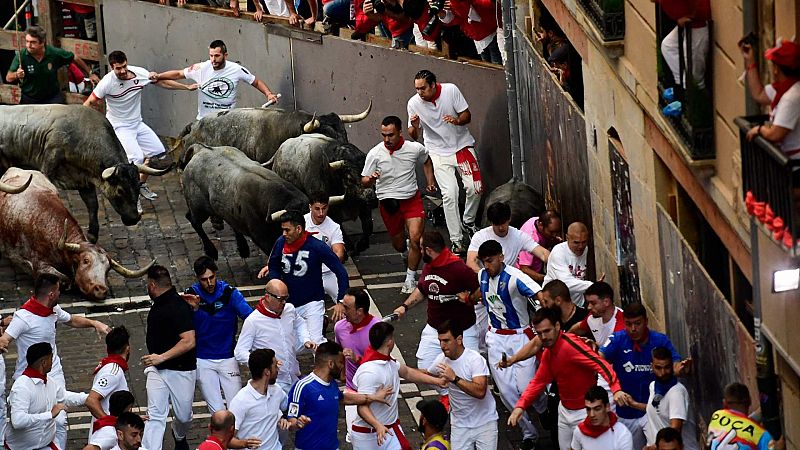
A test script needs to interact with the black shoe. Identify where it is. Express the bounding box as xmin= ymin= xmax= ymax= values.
xmin=174 ymin=435 xmax=190 ymax=450
xmin=520 ymin=438 xmax=537 ymax=450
